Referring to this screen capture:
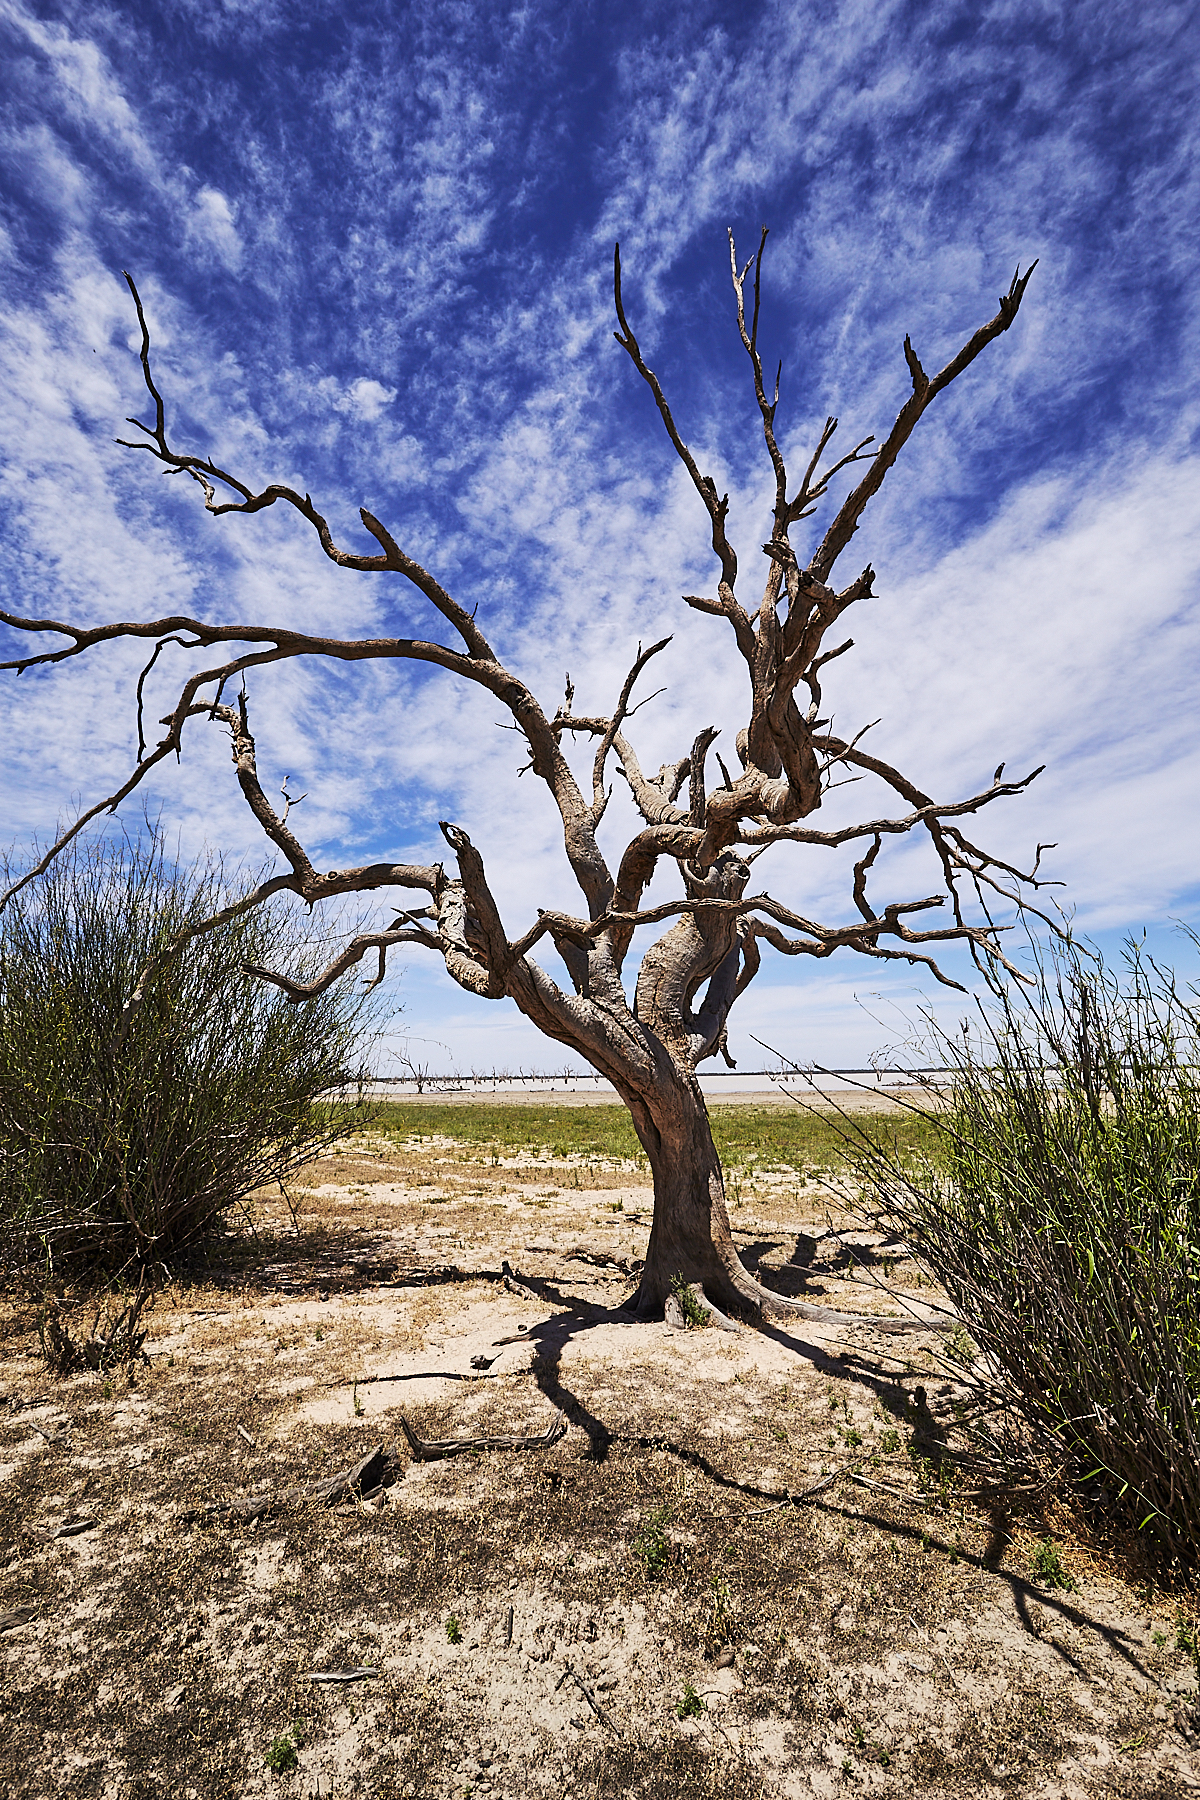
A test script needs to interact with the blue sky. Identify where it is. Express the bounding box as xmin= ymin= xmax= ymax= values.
xmin=1 ymin=0 xmax=1198 ymax=1075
